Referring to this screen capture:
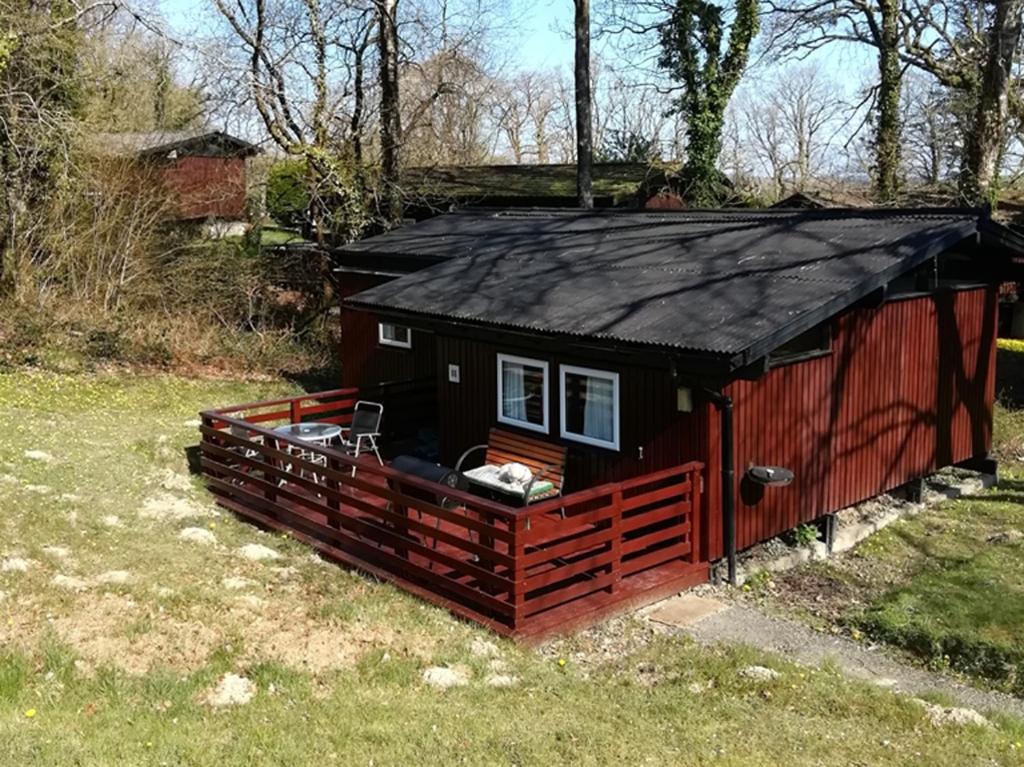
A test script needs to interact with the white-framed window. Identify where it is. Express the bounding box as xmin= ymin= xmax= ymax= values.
xmin=560 ymin=364 xmax=620 ymax=450
xmin=496 ymin=354 xmax=549 ymax=433
xmin=378 ymin=322 xmax=412 ymax=349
